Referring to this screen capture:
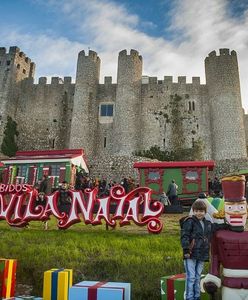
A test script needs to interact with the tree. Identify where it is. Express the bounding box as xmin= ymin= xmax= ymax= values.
xmin=134 ymin=139 xmax=204 ymax=161
xmin=1 ymin=116 xmax=19 ymax=157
